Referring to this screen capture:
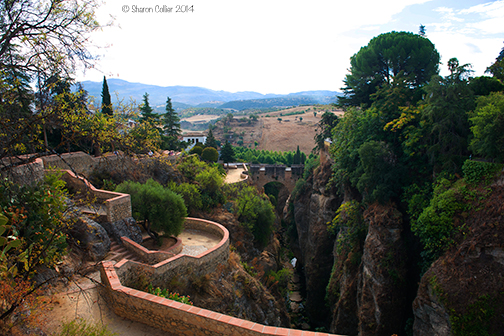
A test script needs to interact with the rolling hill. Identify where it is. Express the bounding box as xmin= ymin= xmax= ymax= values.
xmin=80 ymin=79 xmax=341 ymax=110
